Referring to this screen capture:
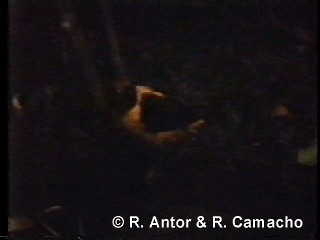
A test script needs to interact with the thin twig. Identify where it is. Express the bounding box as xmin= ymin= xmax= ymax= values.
xmin=39 ymin=220 xmax=60 ymax=237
